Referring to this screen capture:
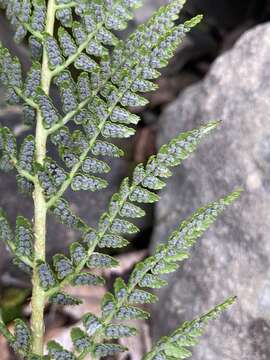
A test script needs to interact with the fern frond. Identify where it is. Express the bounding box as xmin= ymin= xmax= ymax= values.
xmin=73 ymin=190 xmax=240 ymax=359
xmin=49 ymin=0 xmax=146 ymax=78
xmin=51 ymin=9 xmax=194 ymax=133
xmin=143 ymin=297 xmax=237 ymax=360
xmin=0 ymin=0 xmax=239 ymax=357
xmin=44 ymin=122 xmax=218 ymax=299
xmin=44 ymin=2 xmax=197 ymax=212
